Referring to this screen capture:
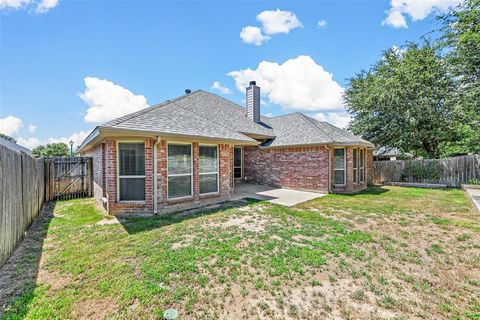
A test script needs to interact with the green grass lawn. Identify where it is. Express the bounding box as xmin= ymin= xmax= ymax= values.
xmin=1 ymin=186 xmax=479 ymax=319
